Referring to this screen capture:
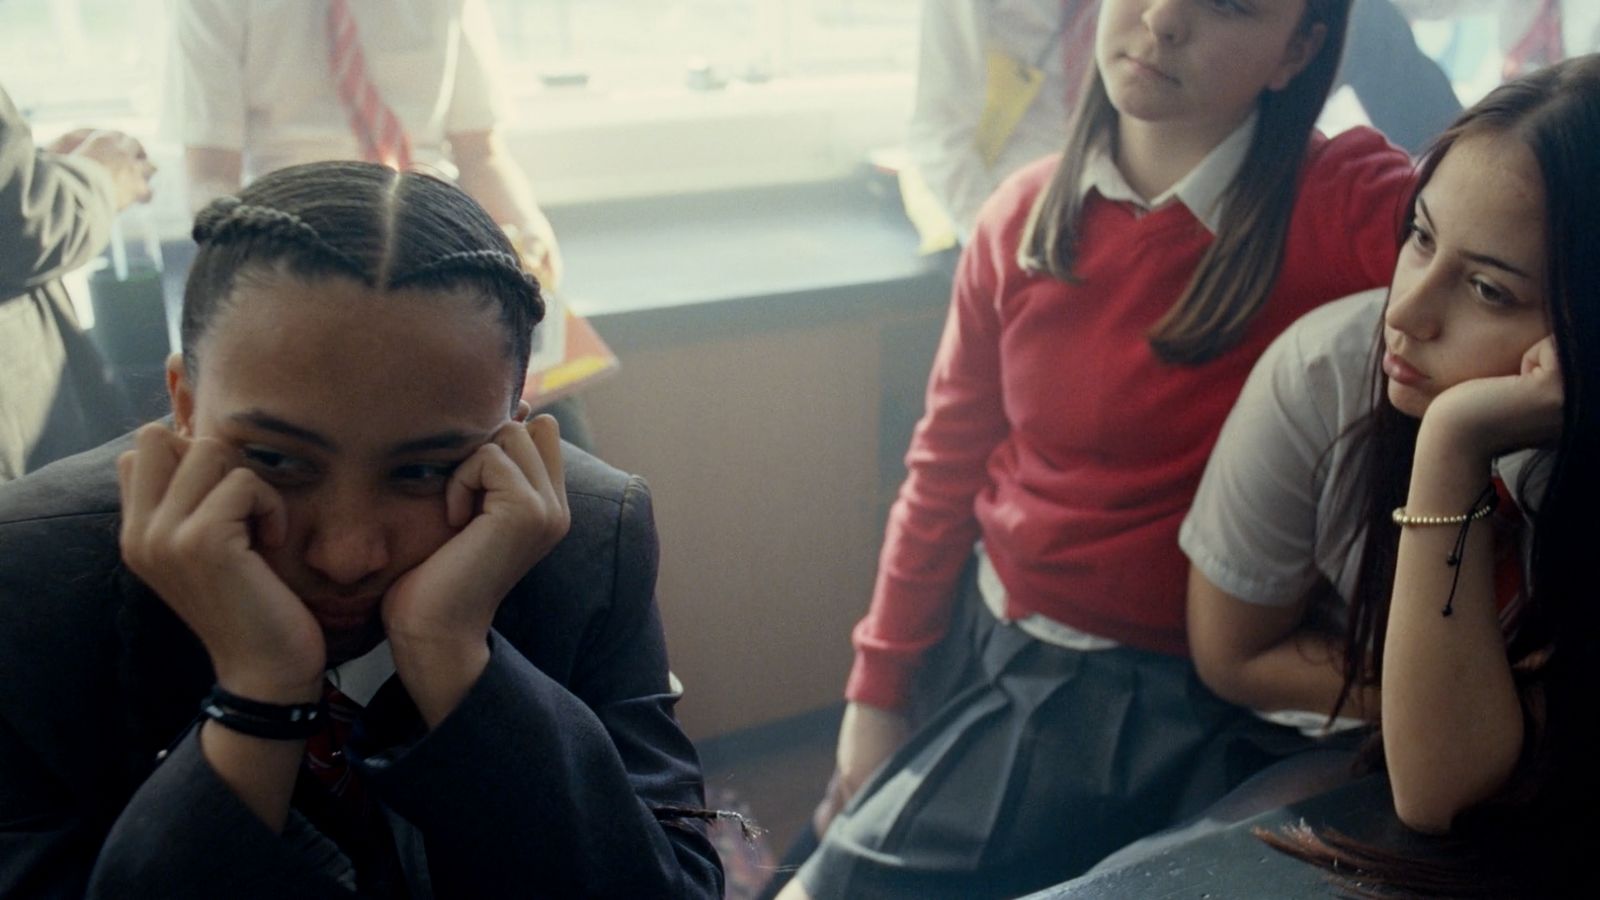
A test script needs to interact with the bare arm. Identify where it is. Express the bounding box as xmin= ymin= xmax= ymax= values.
xmin=449 ymin=129 xmax=562 ymax=291
xmin=1181 ymin=296 xmax=1396 ymax=725
xmin=1381 ymin=338 xmax=1561 ymax=832
xmin=1380 ymin=430 xmax=1522 ymax=832
xmin=814 ymin=701 xmax=911 ymax=835
xmin=1188 ymin=567 xmax=1378 ymax=720
xmin=184 ymin=146 xmax=242 ymax=215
